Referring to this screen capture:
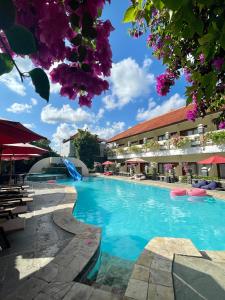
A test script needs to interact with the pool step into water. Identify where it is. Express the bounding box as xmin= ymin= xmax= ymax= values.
xmin=125 ymin=237 xmax=225 ymax=300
